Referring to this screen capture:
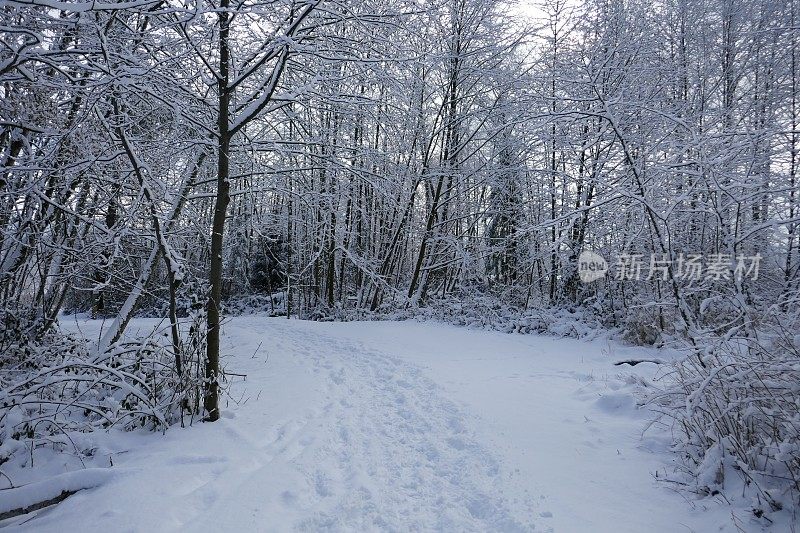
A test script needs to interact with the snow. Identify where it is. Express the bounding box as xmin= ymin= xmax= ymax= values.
xmin=1 ymin=317 xmax=761 ymax=531
xmin=0 ymin=469 xmax=118 ymax=517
